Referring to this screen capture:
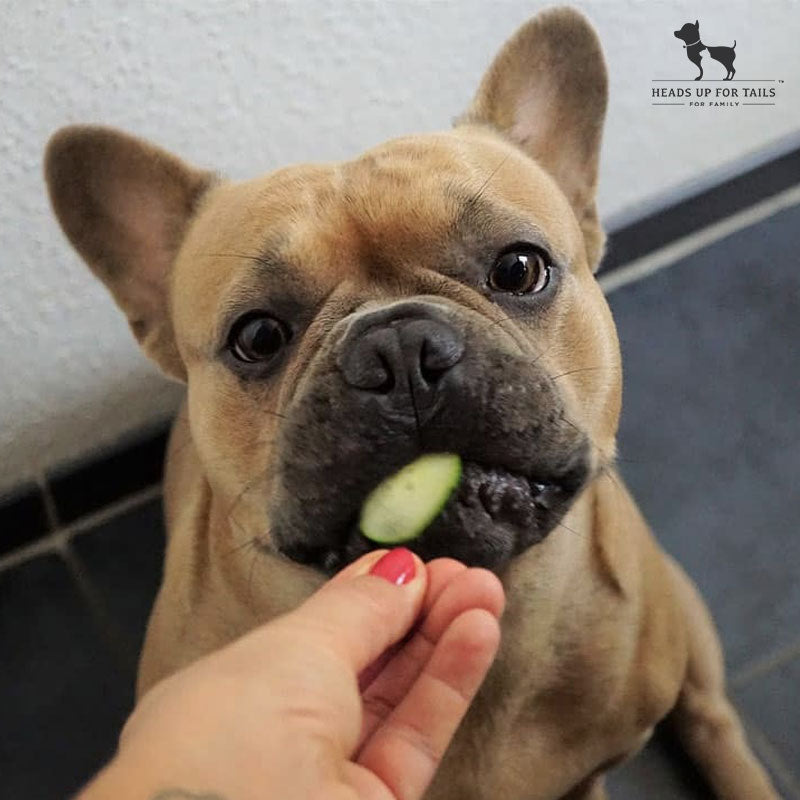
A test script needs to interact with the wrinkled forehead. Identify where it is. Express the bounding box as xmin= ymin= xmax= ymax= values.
xmin=172 ymin=129 xmax=579 ymax=327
